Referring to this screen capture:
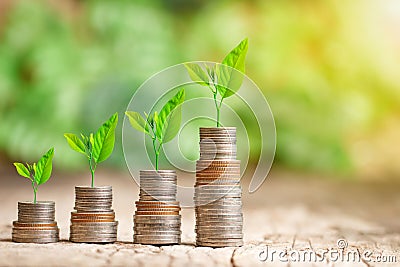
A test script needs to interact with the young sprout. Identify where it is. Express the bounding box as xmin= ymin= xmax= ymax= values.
xmin=126 ymin=89 xmax=185 ymax=170
xmin=14 ymin=148 xmax=55 ymax=204
xmin=185 ymin=38 xmax=248 ymax=127
xmin=64 ymin=113 xmax=118 ymax=187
